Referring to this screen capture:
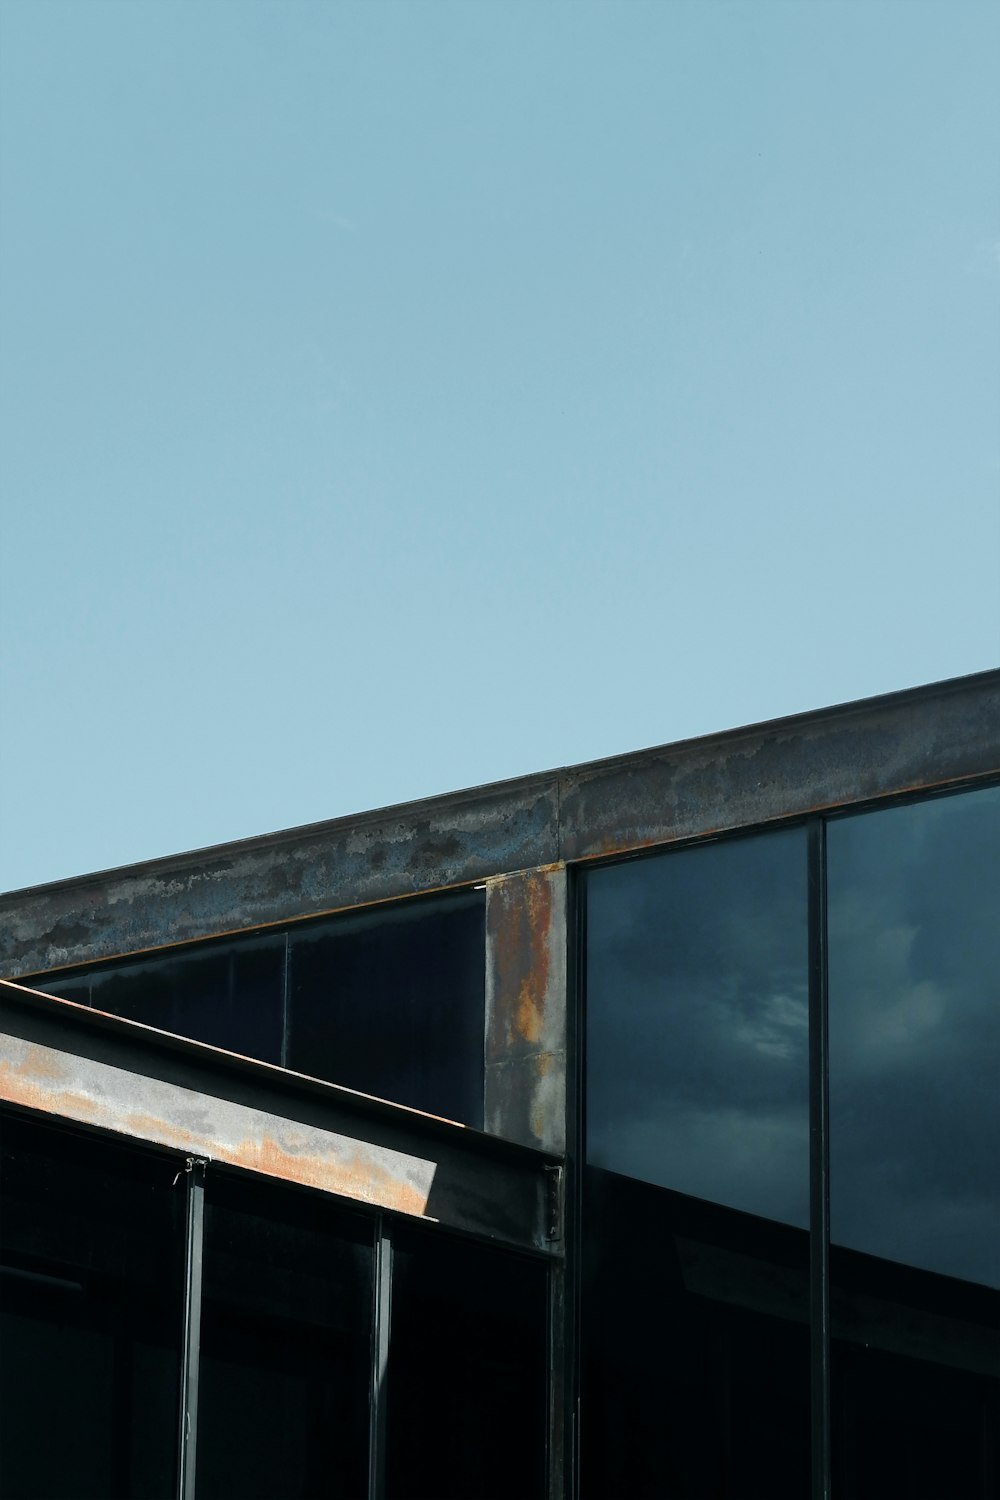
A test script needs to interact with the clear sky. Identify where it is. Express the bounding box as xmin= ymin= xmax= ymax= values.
xmin=1 ymin=0 xmax=998 ymax=893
